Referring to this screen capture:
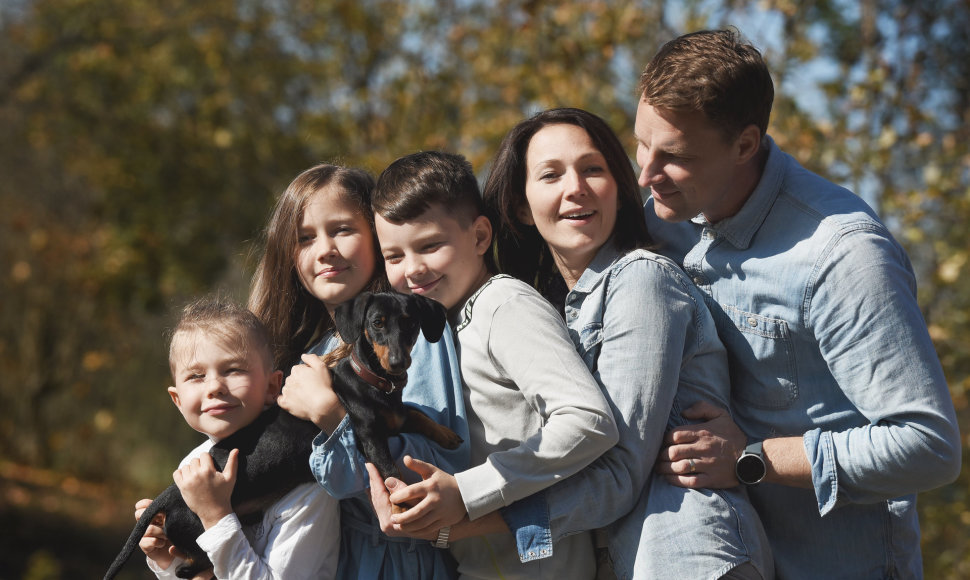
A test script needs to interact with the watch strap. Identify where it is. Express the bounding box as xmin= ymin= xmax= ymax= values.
xmin=433 ymin=526 xmax=451 ymax=548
